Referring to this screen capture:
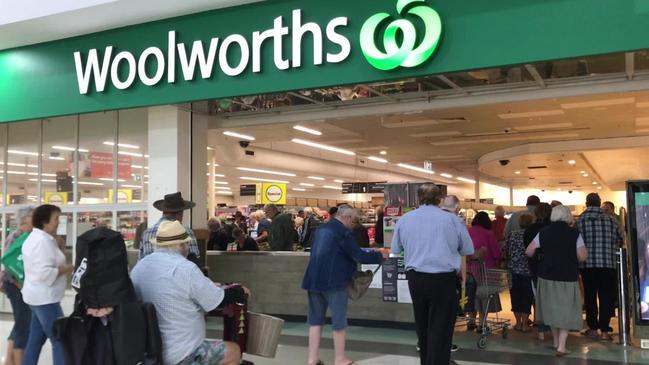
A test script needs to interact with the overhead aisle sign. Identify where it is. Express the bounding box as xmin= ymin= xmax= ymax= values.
xmin=3 ymin=0 xmax=649 ymax=122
